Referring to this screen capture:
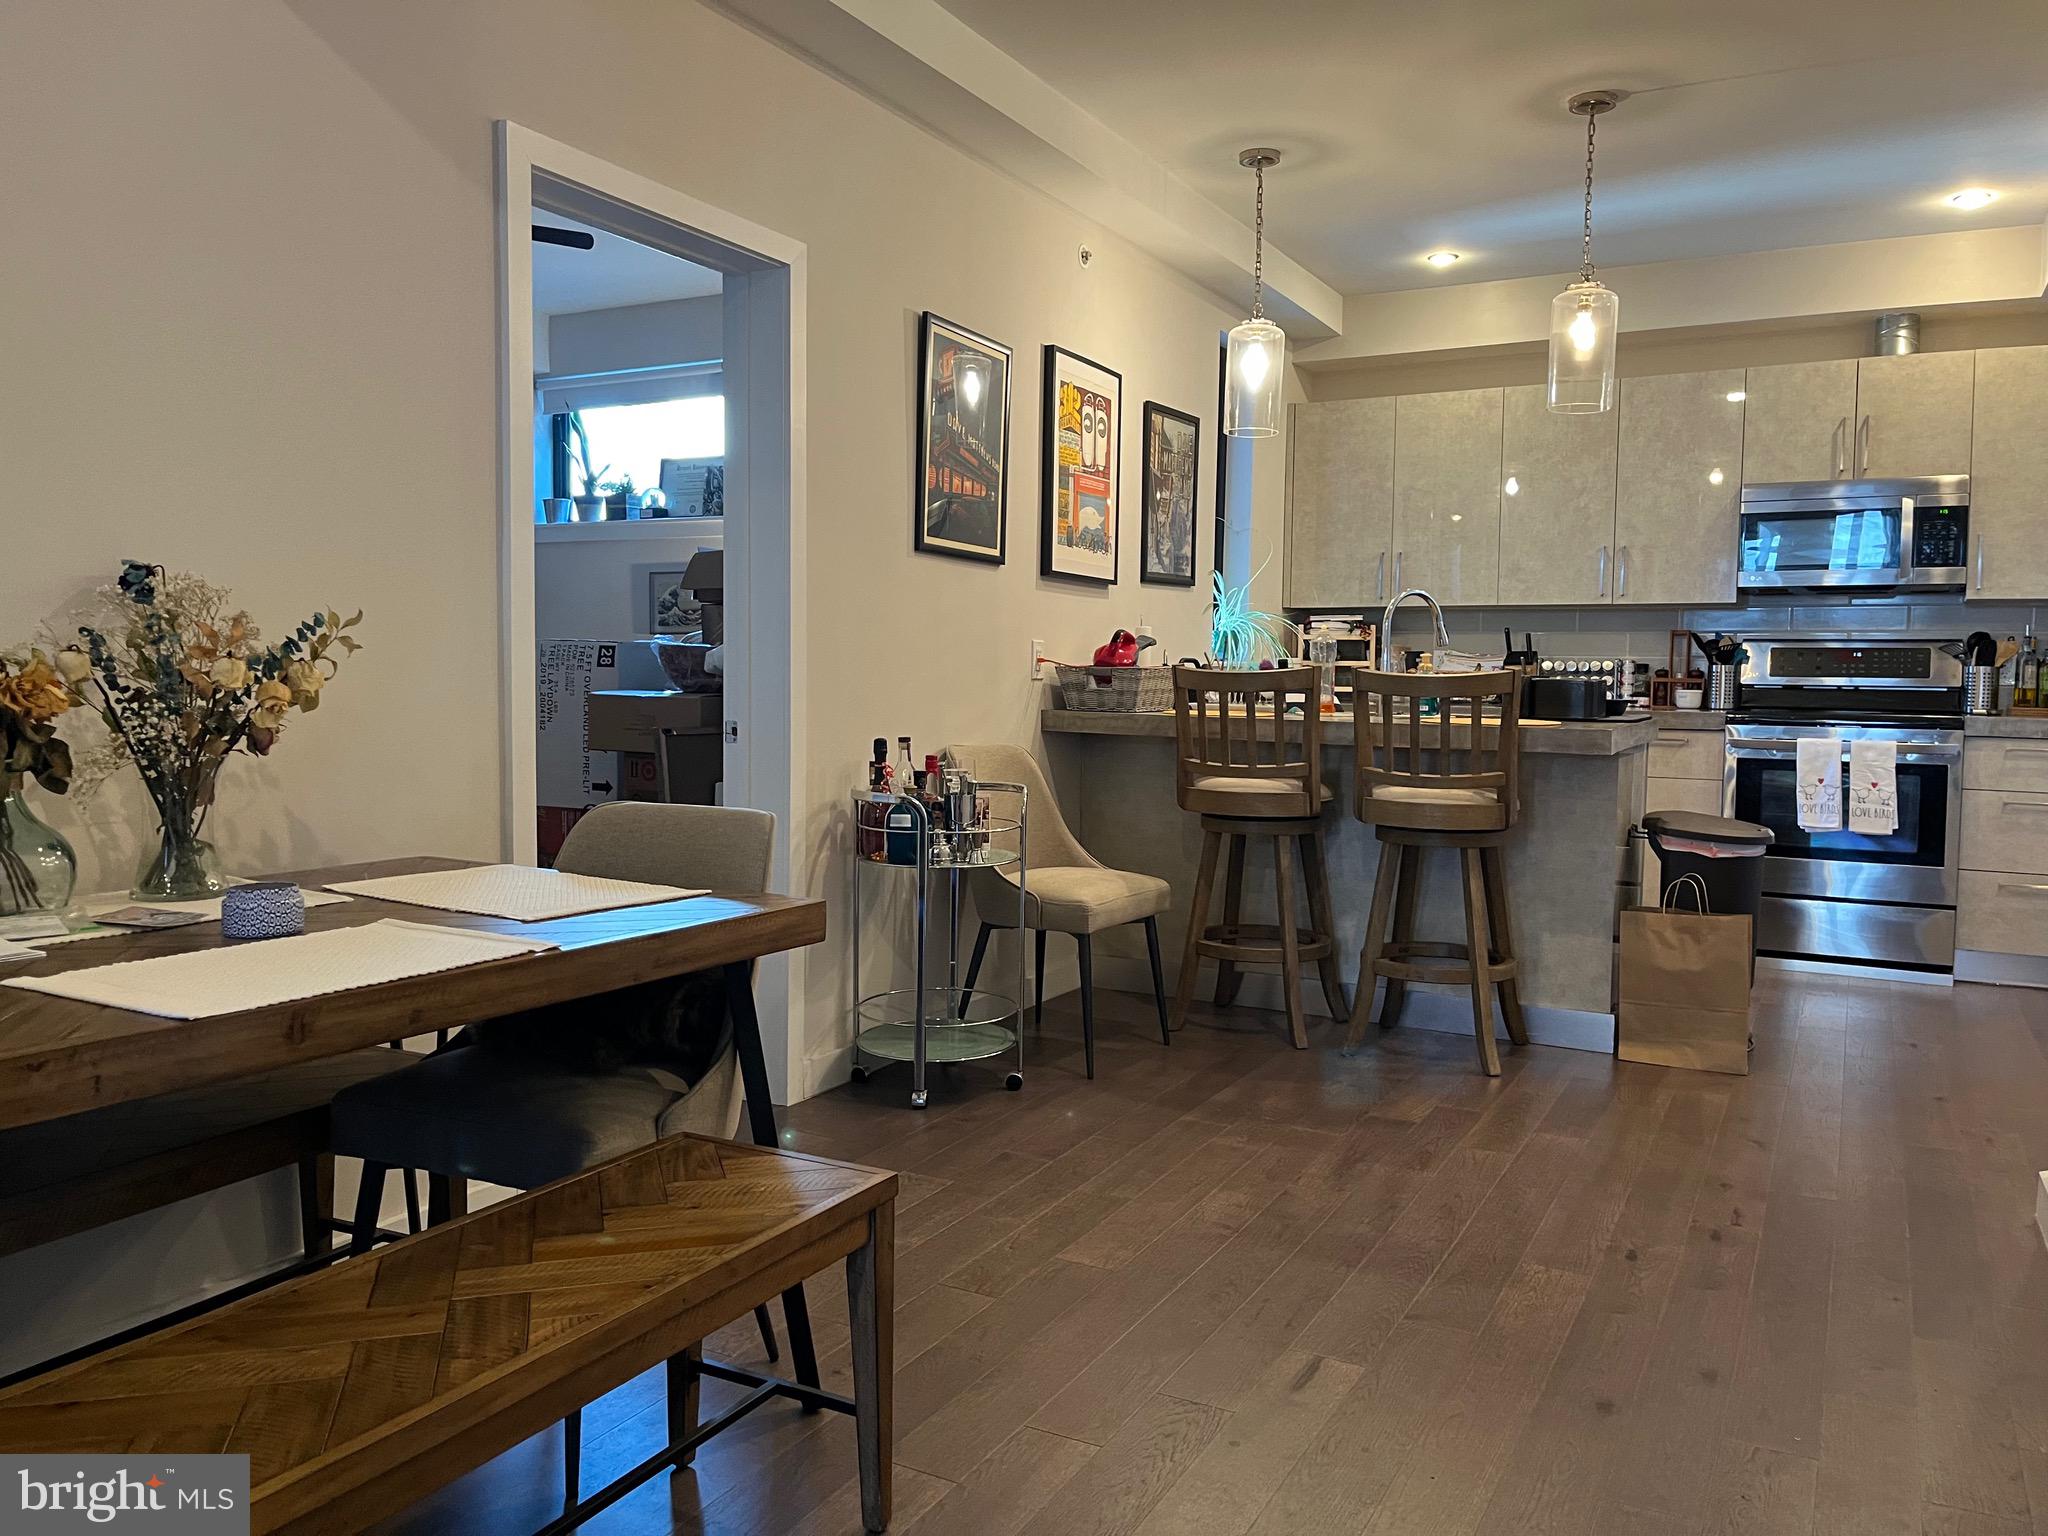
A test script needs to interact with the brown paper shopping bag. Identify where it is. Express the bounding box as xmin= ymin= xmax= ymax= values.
xmin=1617 ymin=873 xmax=1753 ymax=1074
